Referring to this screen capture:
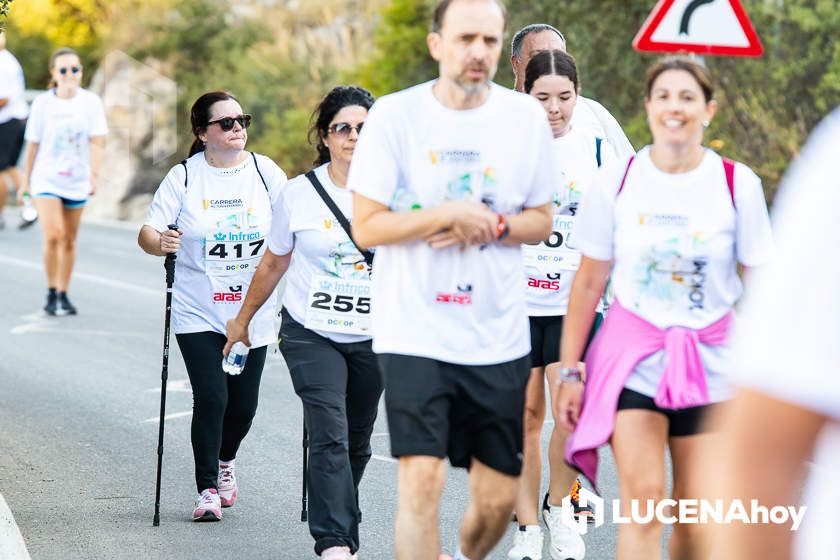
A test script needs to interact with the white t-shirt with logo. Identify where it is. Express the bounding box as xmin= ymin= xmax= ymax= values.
xmin=0 ymin=49 xmax=28 ymax=122
xmin=348 ymin=81 xmax=558 ymax=365
xmin=144 ymin=152 xmax=287 ymax=347
xmin=572 ymin=146 xmax=773 ymax=401
xmin=268 ymin=163 xmax=372 ymax=344
xmin=730 ymin=109 xmax=840 ymax=558
xmin=24 ymin=88 xmax=108 ymax=200
xmin=524 ymin=126 xmax=612 ymax=316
